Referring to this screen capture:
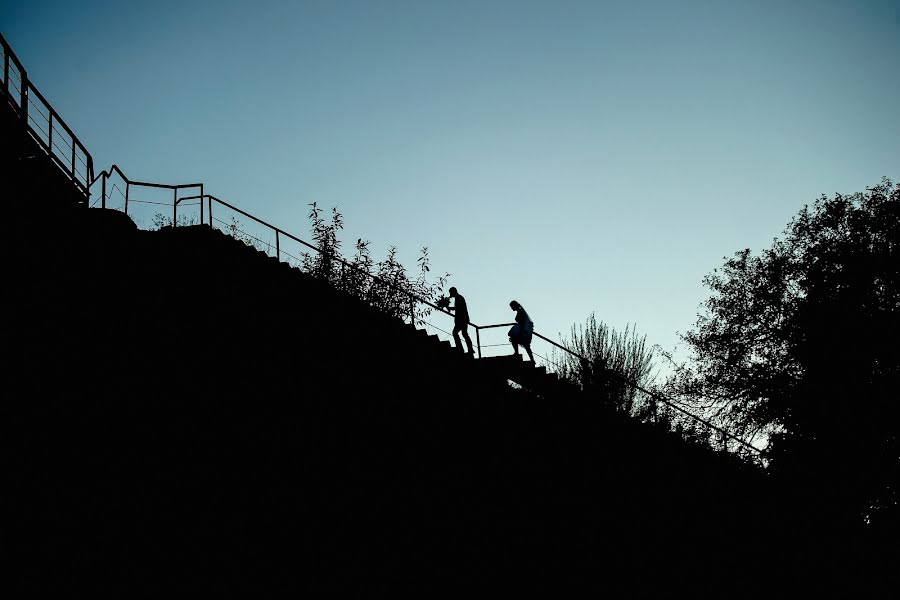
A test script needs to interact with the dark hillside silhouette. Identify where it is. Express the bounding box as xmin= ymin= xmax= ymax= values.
xmin=2 ymin=35 xmax=895 ymax=595
xmin=4 ymin=149 xmax=894 ymax=598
